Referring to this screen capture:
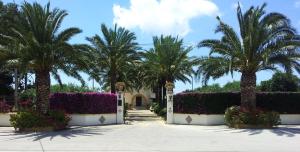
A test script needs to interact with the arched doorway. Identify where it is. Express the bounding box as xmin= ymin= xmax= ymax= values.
xmin=131 ymin=94 xmax=148 ymax=108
